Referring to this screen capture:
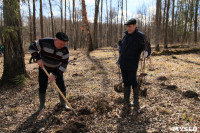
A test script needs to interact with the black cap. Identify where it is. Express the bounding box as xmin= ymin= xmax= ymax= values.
xmin=124 ymin=18 xmax=136 ymax=25
xmin=56 ymin=32 xmax=69 ymax=42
